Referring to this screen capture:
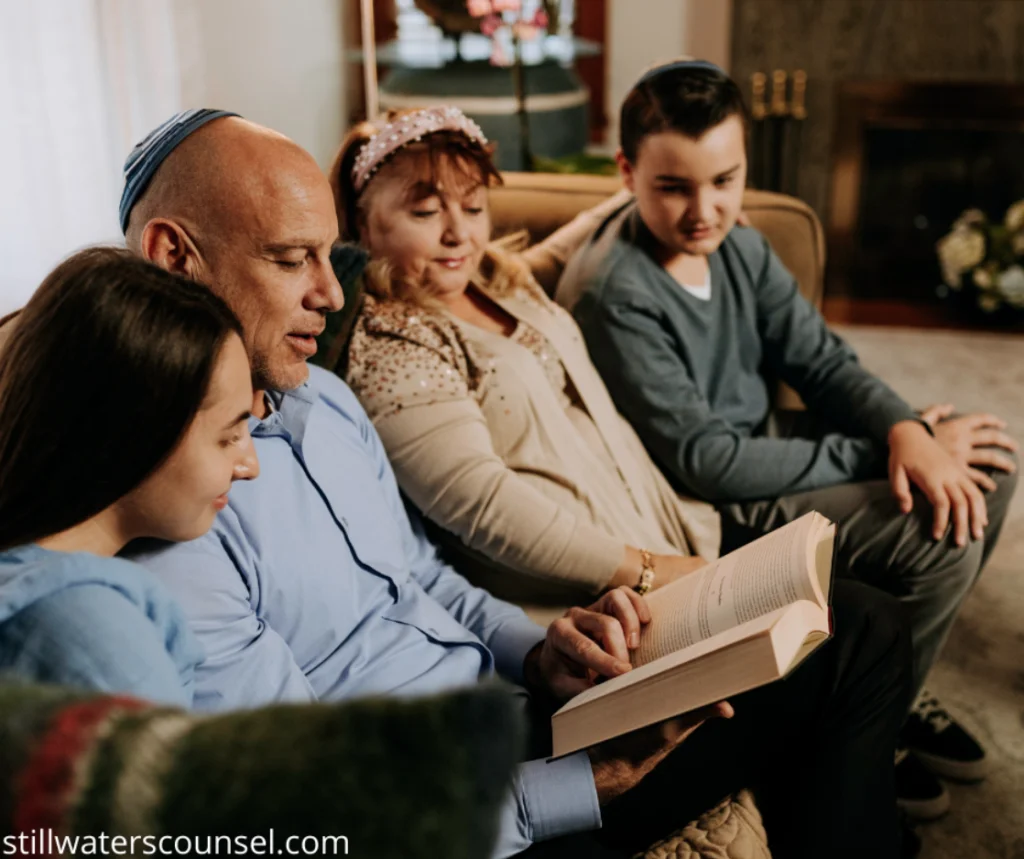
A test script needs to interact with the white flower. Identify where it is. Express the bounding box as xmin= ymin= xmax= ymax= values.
xmin=973 ymin=267 xmax=993 ymax=289
xmin=1006 ymin=200 xmax=1024 ymax=232
xmin=953 ymin=208 xmax=987 ymax=231
xmin=936 ymin=227 xmax=986 ymax=287
xmin=997 ymin=265 xmax=1024 ymax=307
